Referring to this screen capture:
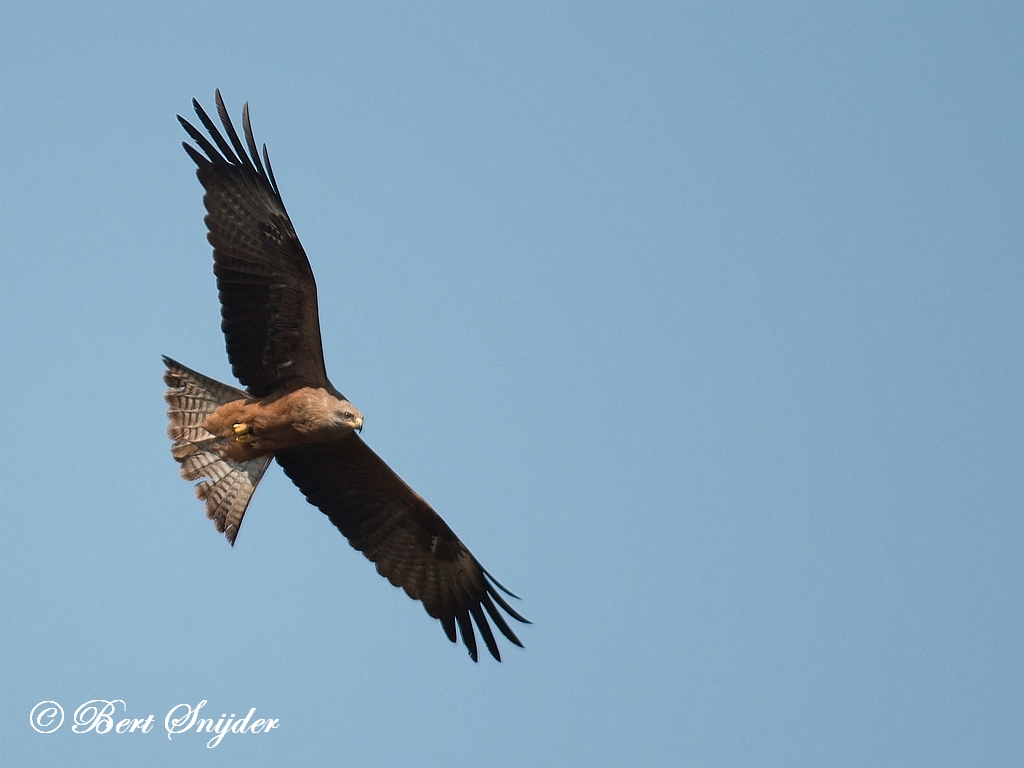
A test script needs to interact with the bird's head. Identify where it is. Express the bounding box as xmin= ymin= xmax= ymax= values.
xmin=331 ymin=401 xmax=364 ymax=433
